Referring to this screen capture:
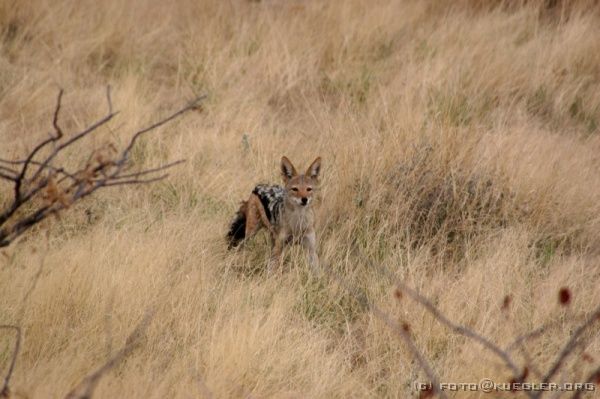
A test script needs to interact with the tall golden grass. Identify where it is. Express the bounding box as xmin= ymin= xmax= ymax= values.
xmin=1 ymin=0 xmax=600 ymax=397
